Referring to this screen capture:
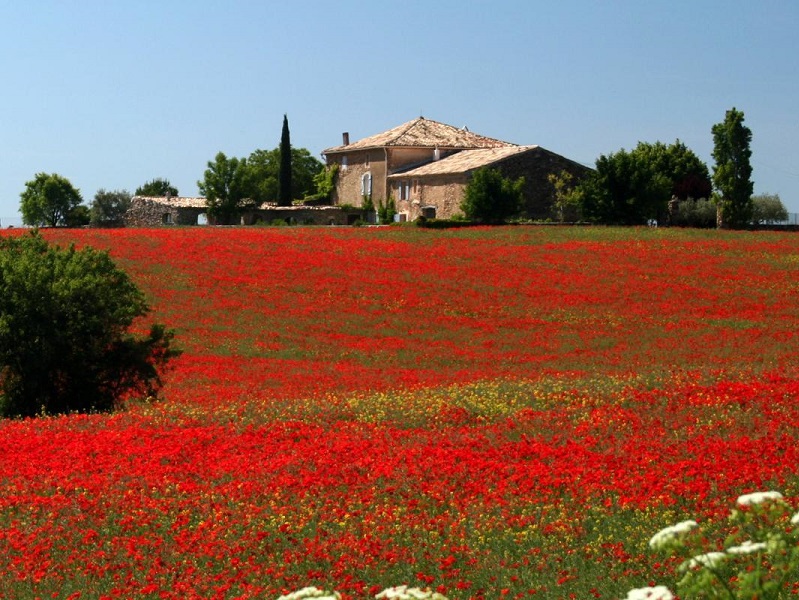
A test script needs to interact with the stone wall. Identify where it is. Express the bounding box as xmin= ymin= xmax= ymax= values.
xmin=493 ymin=147 xmax=592 ymax=220
xmin=329 ymin=149 xmax=388 ymax=206
xmin=124 ymin=197 xmax=206 ymax=227
xmin=124 ymin=197 xmax=354 ymax=227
